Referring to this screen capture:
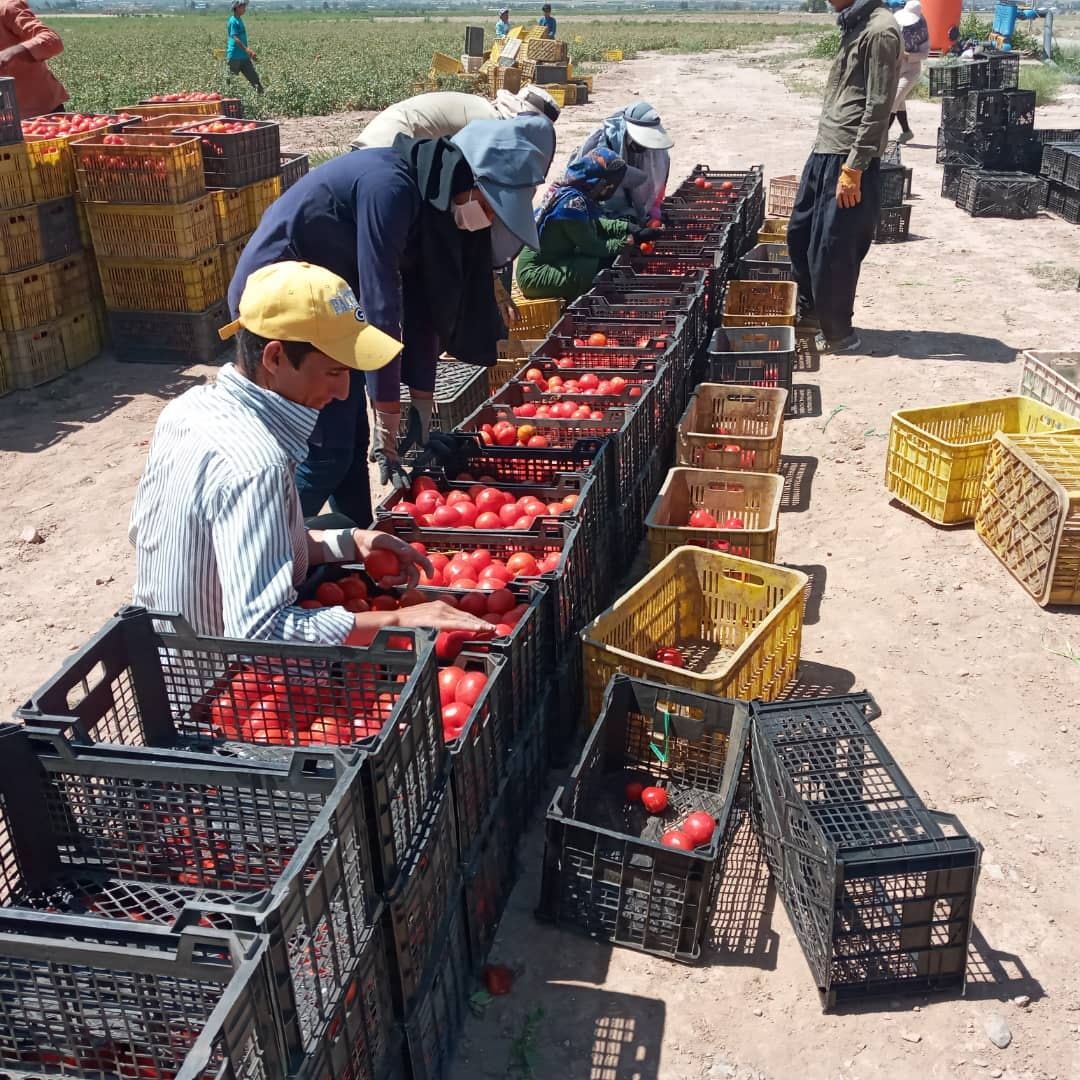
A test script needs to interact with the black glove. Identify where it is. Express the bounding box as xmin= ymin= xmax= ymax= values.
xmin=409 ymin=431 xmax=459 ymax=473
xmin=632 ymin=226 xmax=663 ymax=242
xmin=397 ymin=402 xmax=433 ymax=457
xmin=371 ymin=448 xmax=410 ymax=491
